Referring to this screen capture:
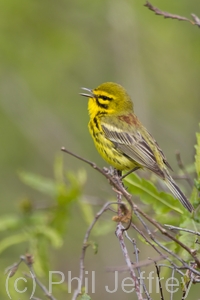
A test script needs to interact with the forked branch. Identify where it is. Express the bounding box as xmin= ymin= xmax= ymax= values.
xmin=62 ymin=147 xmax=200 ymax=299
